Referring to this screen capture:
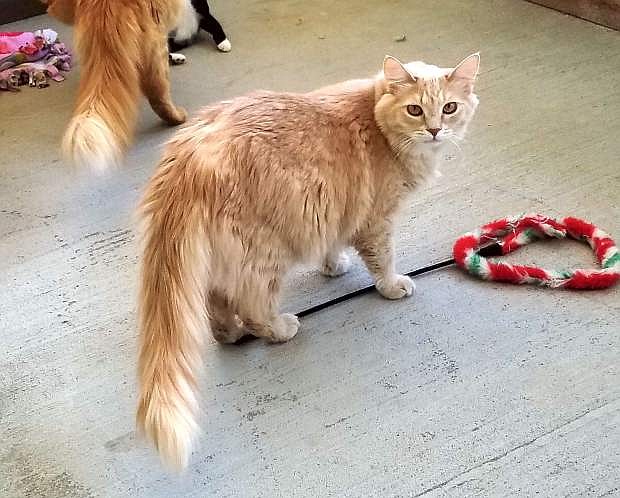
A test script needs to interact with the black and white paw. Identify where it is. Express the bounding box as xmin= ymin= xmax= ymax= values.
xmin=217 ymin=39 xmax=232 ymax=52
xmin=169 ymin=52 xmax=187 ymax=65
